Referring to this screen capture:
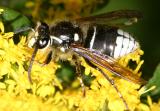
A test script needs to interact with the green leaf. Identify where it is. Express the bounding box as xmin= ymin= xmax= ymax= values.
xmin=1 ymin=8 xmax=20 ymax=21
xmin=0 ymin=0 xmax=27 ymax=10
xmin=144 ymin=64 xmax=160 ymax=99
xmin=55 ymin=61 xmax=76 ymax=88
xmin=0 ymin=7 xmax=31 ymax=32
